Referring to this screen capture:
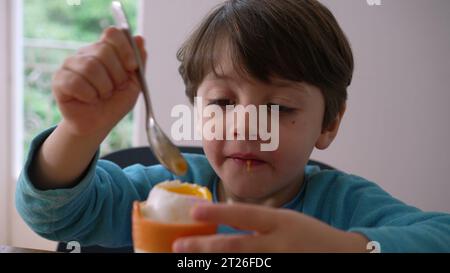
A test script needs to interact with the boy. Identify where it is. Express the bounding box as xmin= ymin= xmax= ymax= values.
xmin=16 ymin=0 xmax=450 ymax=252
